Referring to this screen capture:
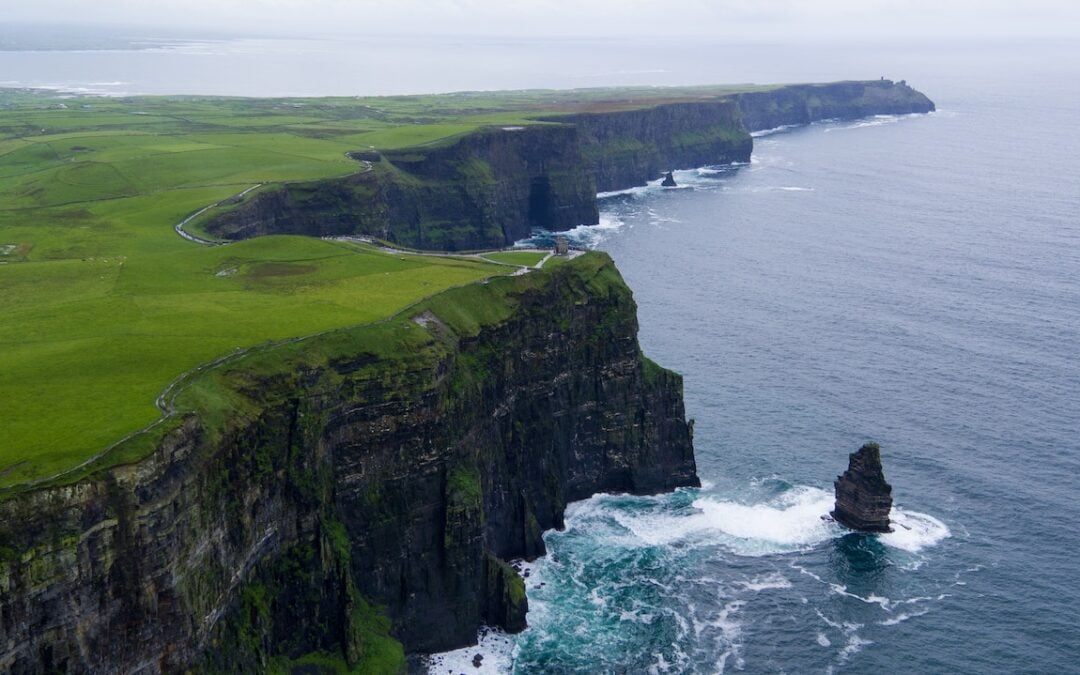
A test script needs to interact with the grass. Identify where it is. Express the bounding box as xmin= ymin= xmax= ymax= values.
xmin=0 ymin=83 xmax=773 ymax=489
xmin=0 ymin=236 xmax=503 ymax=487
